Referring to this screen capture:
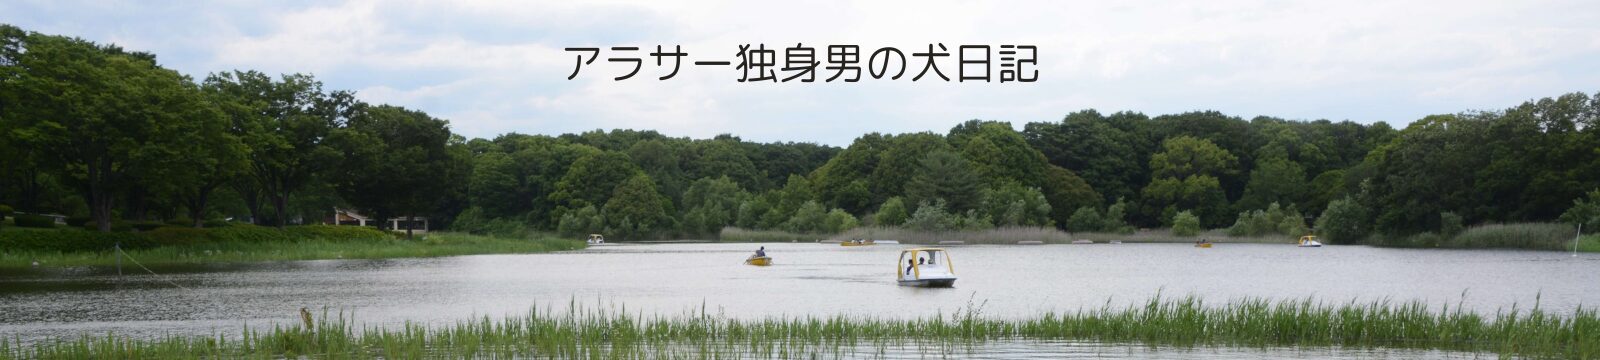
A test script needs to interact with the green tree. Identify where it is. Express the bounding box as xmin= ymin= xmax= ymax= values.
xmin=1024 ymin=110 xmax=1152 ymax=204
xmin=1171 ymin=210 xmax=1201 ymax=237
xmin=205 ymin=70 xmax=350 ymax=228
xmin=1103 ymin=198 xmax=1134 ymax=234
xmin=1039 ymin=165 xmax=1102 ymax=228
xmin=1149 ymin=136 xmax=1238 ymax=180
xmin=822 ymin=208 xmax=860 ymax=233
xmin=784 ymin=200 xmax=827 ymax=233
xmin=1316 ymin=197 xmax=1370 ymax=244
xmin=1559 ymin=189 xmax=1600 ymax=228
xmin=873 ymin=197 xmax=910 ymax=226
xmin=467 ymin=152 xmax=524 ymax=218
xmin=866 ymin=133 xmax=951 ymax=203
xmin=602 ymin=174 xmax=674 ymax=239
xmin=1440 ymin=211 xmax=1464 ymax=238
xmin=812 ymin=134 xmax=888 ymax=214
xmin=557 ymin=205 xmax=603 ymax=237
xmin=1066 ymin=207 xmax=1103 ymax=232
xmin=550 ymin=151 xmax=642 ymax=215
xmin=332 ymin=105 xmax=466 ymax=237
xmin=980 ymin=184 xmax=1052 ymax=227
xmin=1236 ymin=157 xmax=1308 ymax=211
xmin=905 ymin=150 xmax=982 ymax=212
xmin=680 ymin=176 xmax=747 ymax=235
xmin=5 ymin=32 xmax=210 ymax=231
